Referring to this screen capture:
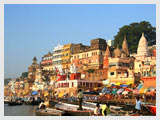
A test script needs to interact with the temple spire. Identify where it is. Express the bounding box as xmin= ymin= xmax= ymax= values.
xmin=136 ymin=33 xmax=149 ymax=60
xmin=122 ymin=35 xmax=129 ymax=56
xmin=113 ymin=45 xmax=121 ymax=58
xmin=104 ymin=45 xmax=110 ymax=59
